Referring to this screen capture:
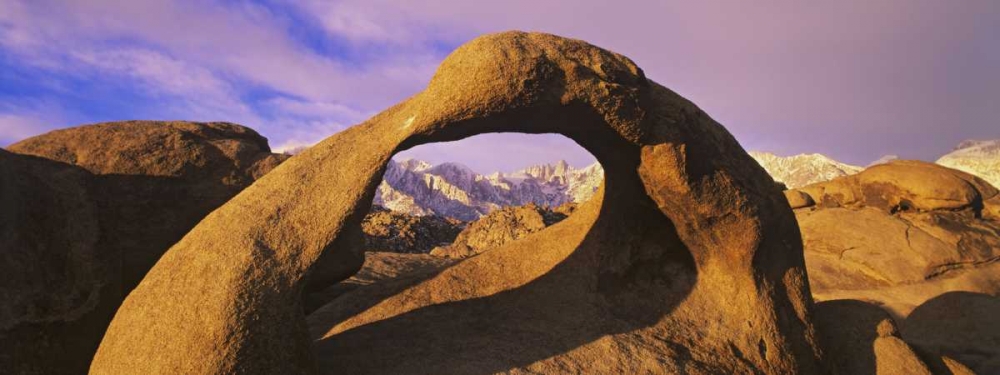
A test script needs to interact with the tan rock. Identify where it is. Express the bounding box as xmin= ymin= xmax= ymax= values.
xmin=9 ymin=120 xmax=289 ymax=291
xmin=92 ymin=32 xmax=823 ymax=374
xmin=800 ymin=160 xmax=997 ymax=214
xmin=940 ymin=357 xmax=976 ymax=375
xmin=800 ymin=208 xmax=1000 ymax=294
xmin=785 ymin=189 xmax=815 ymax=209
xmin=873 ymin=336 xmax=933 ymax=375
xmin=360 ymin=205 xmax=463 ymax=254
xmin=813 ymin=300 xmax=933 ymax=375
xmin=430 ymin=203 xmax=564 ymax=258
xmin=0 ymin=149 xmax=115 ymax=375
xmin=2 ymin=121 xmax=287 ymax=374
xmin=984 ymin=195 xmax=1000 ymax=220
xmin=800 ymin=160 xmax=1000 ymax=374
